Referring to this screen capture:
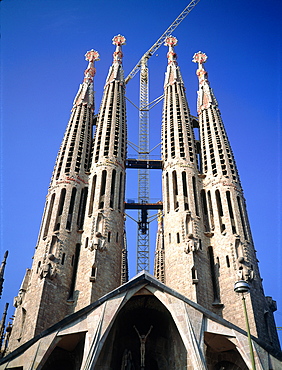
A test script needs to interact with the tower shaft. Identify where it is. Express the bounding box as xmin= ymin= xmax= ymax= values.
xmin=8 ymin=50 xmax=100 ymax=350
xmin=75 ymin=35 xmax=127 ymax=310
